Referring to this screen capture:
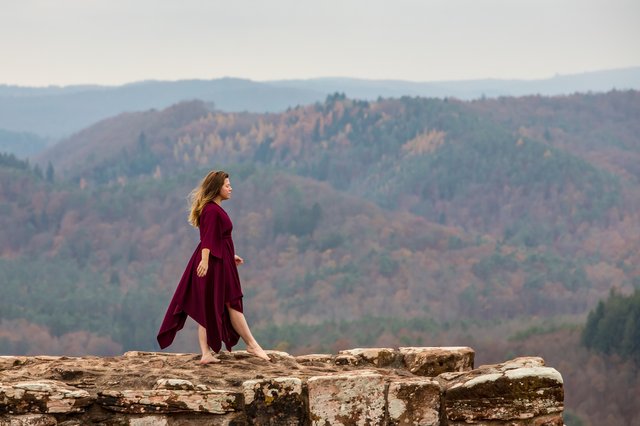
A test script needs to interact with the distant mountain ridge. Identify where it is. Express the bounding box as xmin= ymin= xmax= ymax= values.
xmin=0 ymin=67 xmax=638 ymax=143
xmin=272 ymin=67 xmax=640 ymax=99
